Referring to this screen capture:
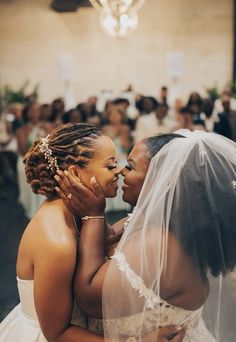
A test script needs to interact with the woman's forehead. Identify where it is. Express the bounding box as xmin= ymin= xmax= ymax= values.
xmin=129 ymin=141 xmax=148 ymax=160
xmin=94 ymin=135 xmax=116 ymax=157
